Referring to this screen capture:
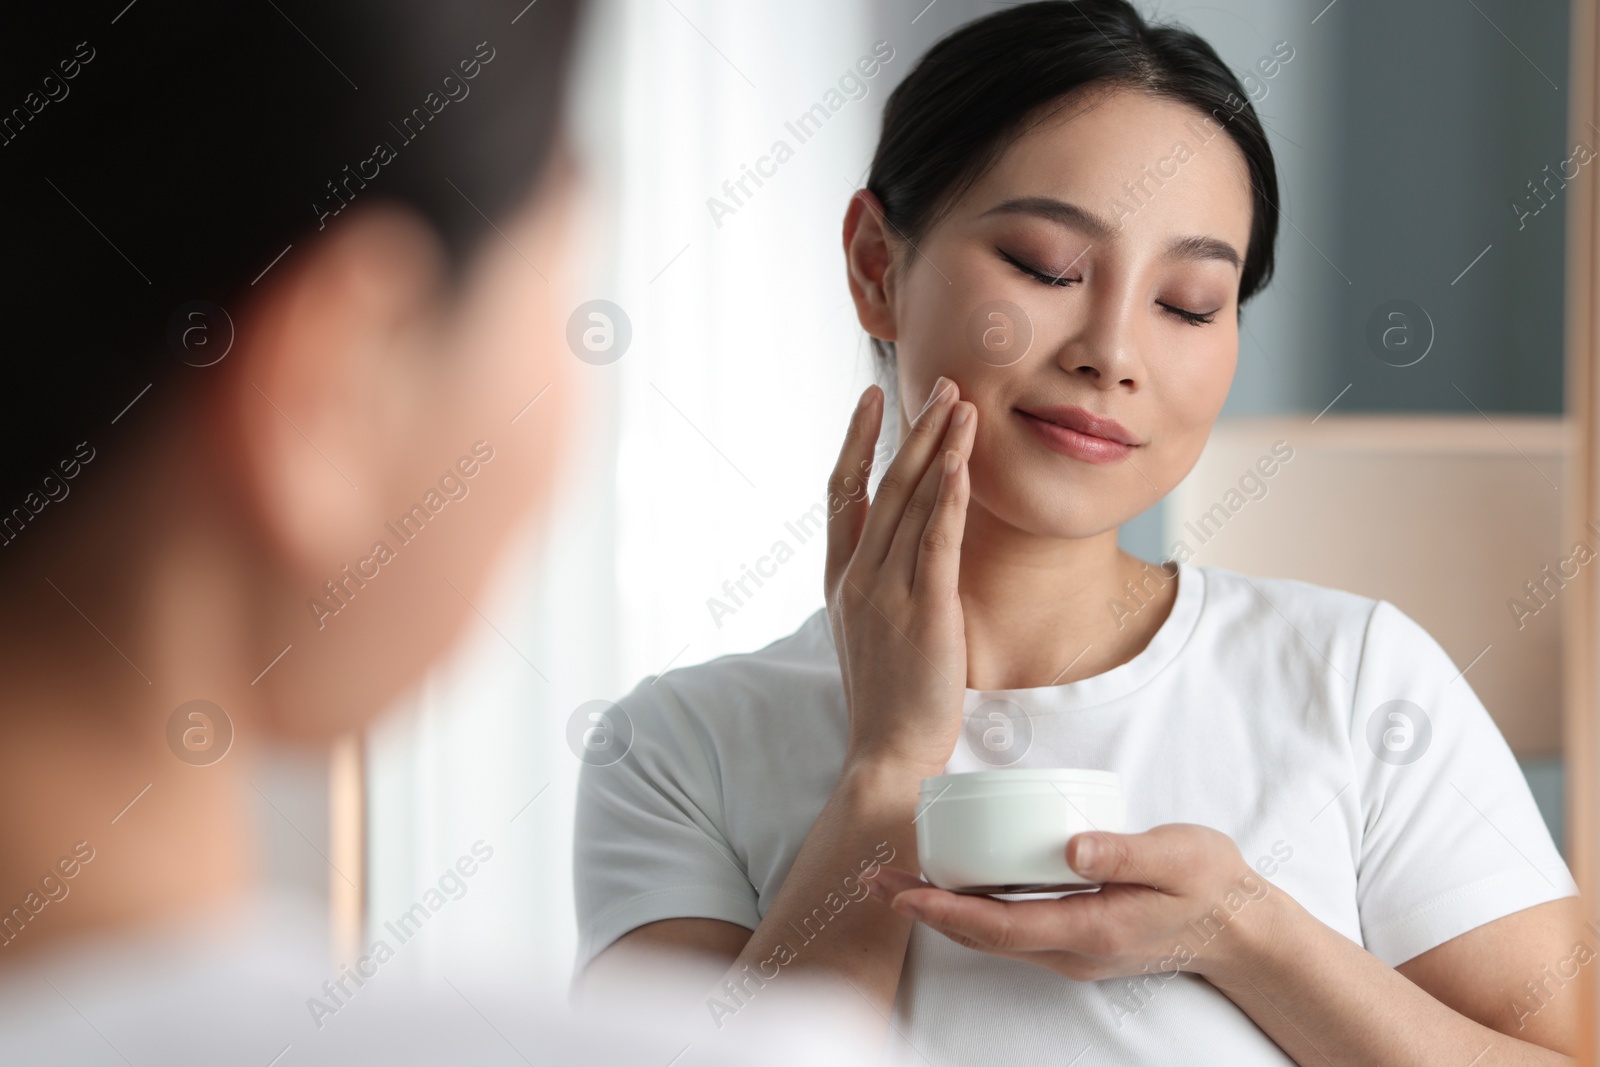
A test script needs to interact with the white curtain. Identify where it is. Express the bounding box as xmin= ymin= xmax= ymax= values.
xmin=366 ymin=0 xmax=885 ymax=992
